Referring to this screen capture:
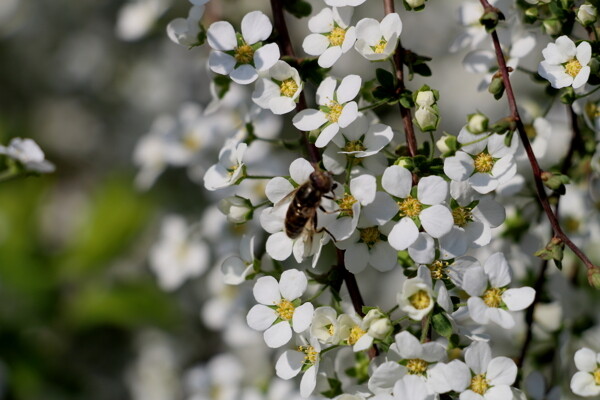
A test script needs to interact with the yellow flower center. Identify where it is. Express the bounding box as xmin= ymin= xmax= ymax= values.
xmin=276 ymin=299 xmax=295 ymax=320
xmin=374 ymin=38 xmax=388 ymax=54
xmin=360 ymin=227 xmax=380 ymax=247
xmin=343 ymin=140 xmax=366 ymax=153
xmin=280 ymin=78 xmax=298 ymax=97
xmin=452 ymin=206 xmax=473 ymax=227
xmin=470 ymin=374 xmax=489 ymax=395
xmin=235 ymin=44 xmax=254 ymax=64
xmin=297 ymin=345 xmax=318 ymax=365
xmin=593 ymin=367 xmax=600 ymax=385
xmin=524 ymin=124 xmax=537 ymax=140
xmin=227 ymin=164 xmax=240 ymax=178
xmin=327 ymin=324 xmax=335 ymax=336
xmin=398 ymin=196 xmax=422 ymax=218
xmin=338 ymin=193 xmax=357 ymax=217
xmin=565 ymin=58 xmax=582 ymax=78
xmin=183 ymin=135 xmax=201 ymax=150
xmin=406 ymin=359 xmax=428 ymax=375
xmin=473 ymin=152 xmax=495 ymax=173
xmin=428 ymin=260 xmax=448 ymax=280
xmin=348 ymin=325 xmax=366 ymax=345
xmin=327 ymin=101 xmax=343 ymax=123
xmin=328 ymin=26 xmax=346 ymax=46
xmin=482 ymin=287 xmax=504 ymax=308
xmin=409 ymin=290 xmax=431 ymax=310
